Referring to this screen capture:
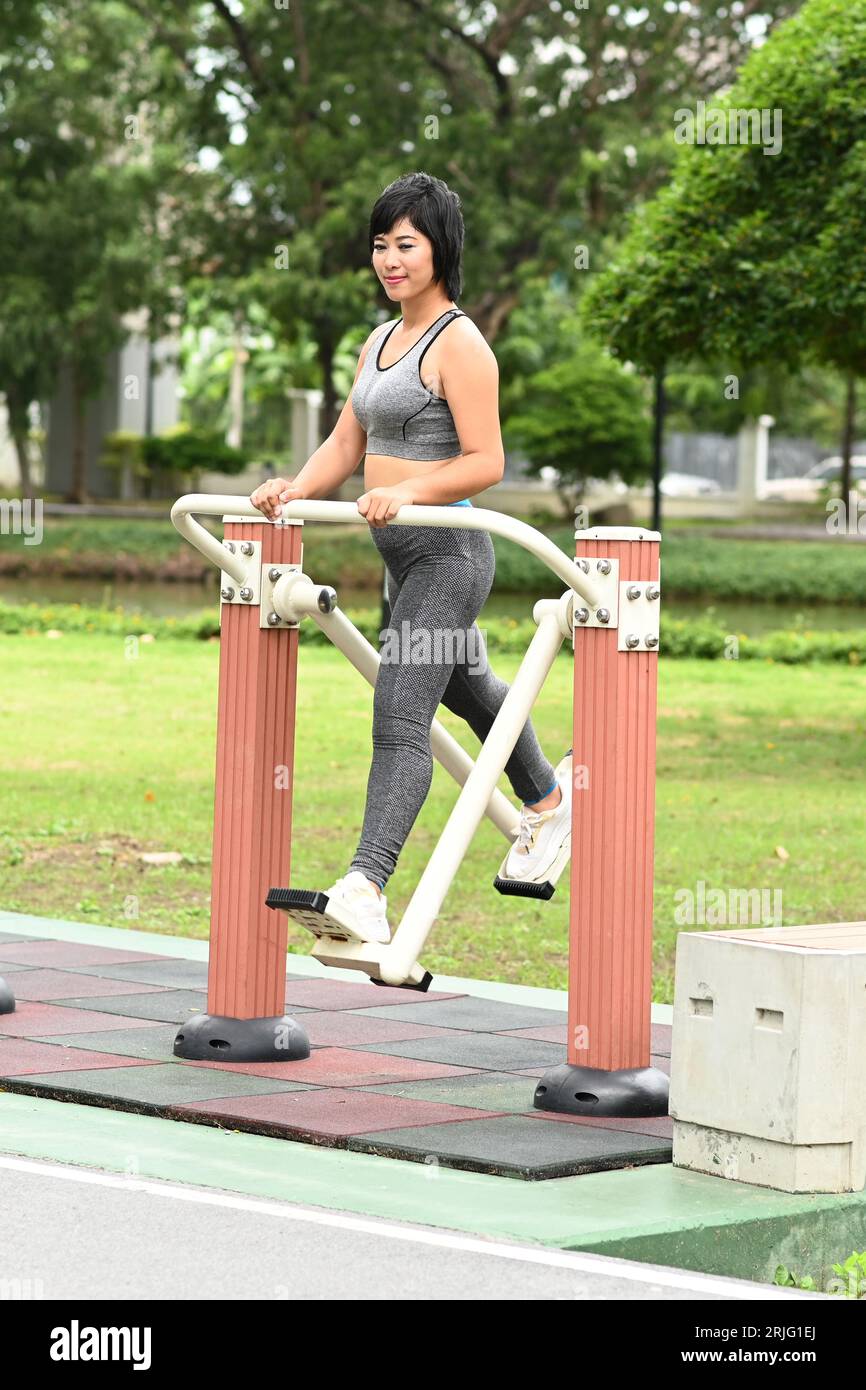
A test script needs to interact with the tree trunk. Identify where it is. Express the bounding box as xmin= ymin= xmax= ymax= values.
xmin=4 ymin=384 xmax=33 ymax=499
xmin=652 ymin=369 xmax=666 ymax=533
xmin=226 ymin=308 xmax=247 ymax=449
xmin=70 ymin=366 xmax=89 ymax=504
xmin=317 ymin=337 xmax=338 ymax=482
xmin=840 ymin=371 xmax=856 ymax=518
xmin=11 ymin=428 xmax=32 ymax=499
